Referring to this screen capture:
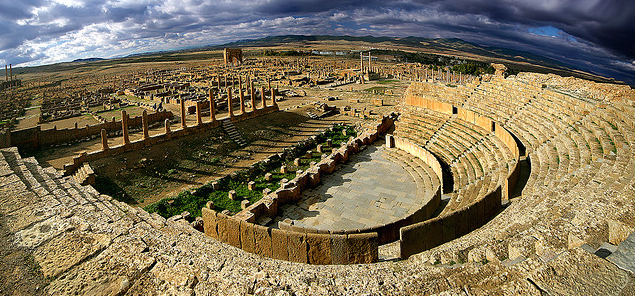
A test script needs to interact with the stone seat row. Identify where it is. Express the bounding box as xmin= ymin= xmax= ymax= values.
xmin=404 ymin=75 xmax=635 ymax=274
xmin=393 ymin=108 xmax=514 ymax=219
